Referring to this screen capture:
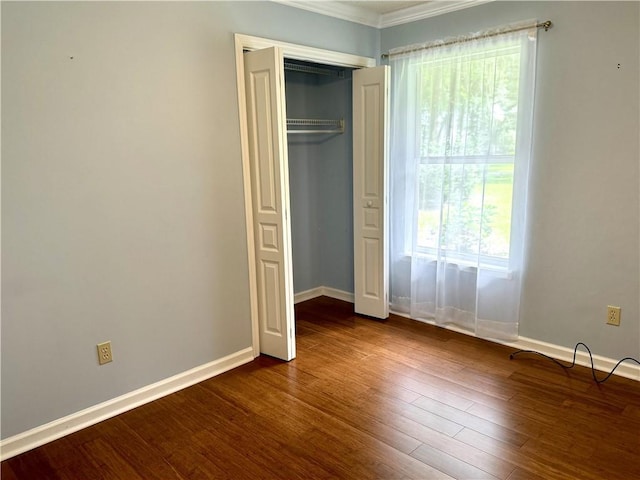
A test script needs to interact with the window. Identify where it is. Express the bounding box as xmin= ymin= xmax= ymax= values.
xmin=388 ymin=21 xmax=539 ymax=339
xmin=392 ymin=30 xmax=535 ymax=270
xmin=416 ymin=42 xmax=522 ymax=267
